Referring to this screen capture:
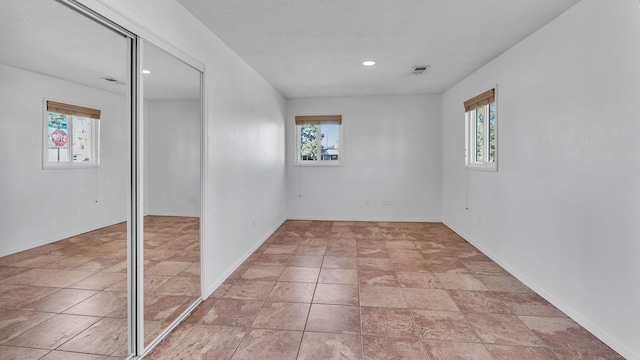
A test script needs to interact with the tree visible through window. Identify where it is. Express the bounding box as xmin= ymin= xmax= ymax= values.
xmin=465 ymin=89 xmax=497 ymax=170
xmin=296 ymin=115 xmax=342 ymax=165
xmin=300 ymin=124 xmax=319 ymax=161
